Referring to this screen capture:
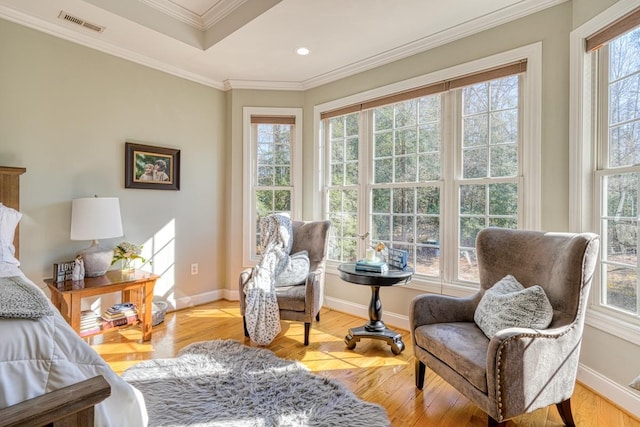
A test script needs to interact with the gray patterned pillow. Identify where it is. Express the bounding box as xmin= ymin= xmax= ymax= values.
xmin=275 ymin=251 xmax=310 ymax=287
xmin=474 ymin=275 xmax=553 ymax=338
